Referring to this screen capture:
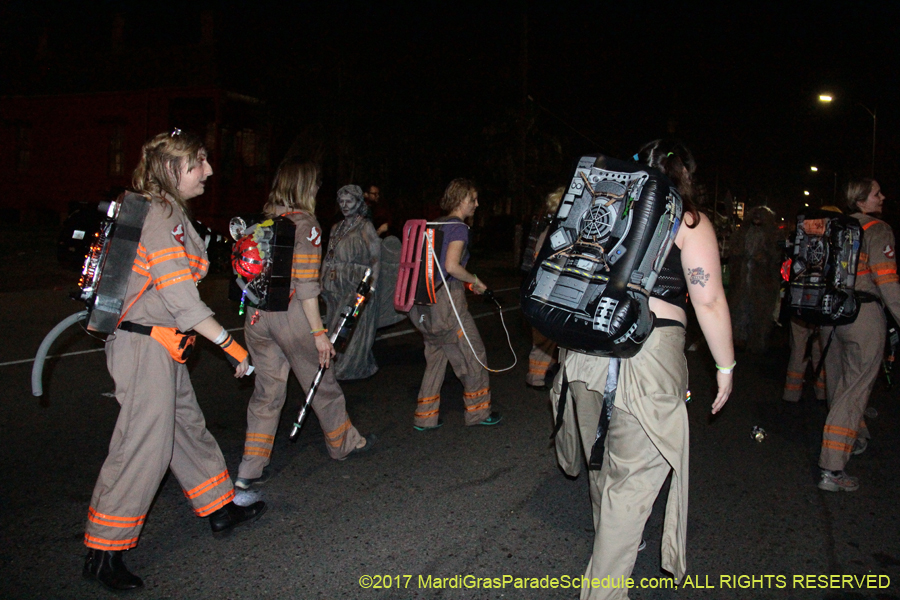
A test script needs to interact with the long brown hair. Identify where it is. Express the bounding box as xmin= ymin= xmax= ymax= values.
xmin=132 ymin=130 xmax=206 ymax=214
xmin=263 ymin=160 xmax=320 ymax=217
xmin=636 ymin=139 xmax=700 ymax=228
